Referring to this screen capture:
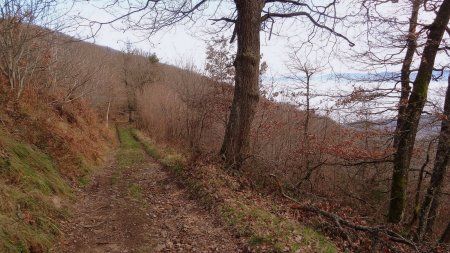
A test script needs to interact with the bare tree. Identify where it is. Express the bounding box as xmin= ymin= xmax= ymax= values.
xmin=218 ymin=1 xmax=265 ymax=168
xmin=341 ymin=0 xmax=449 ymax=224
xmin=0 ymin=0 xmax=60 ymax=100
xmin=204 ymin=36 xmax=236 ymax=130
xmin=205 ymin=36 xmax=235 ymax=86
xmin=48 ymin=40 xmax=104 ymax=107
xmin=388 ymin=0 xmax=450 ymax=223
xmin=285 ymin=50 xmax=325 ymax=185
xmin=394 ymin=0 xmax=421 ymax=150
